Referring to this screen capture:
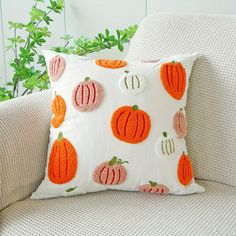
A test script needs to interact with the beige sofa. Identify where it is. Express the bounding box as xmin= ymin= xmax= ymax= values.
xmin=1 ymin=14 xmax=236 ymax=235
